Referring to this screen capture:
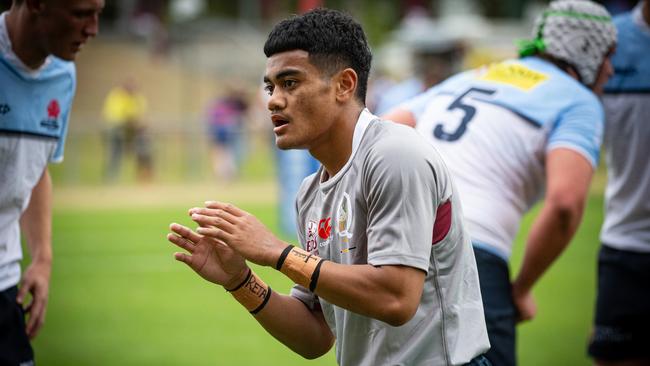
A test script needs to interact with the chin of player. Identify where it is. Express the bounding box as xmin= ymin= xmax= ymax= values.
xmin=274 ymin=136 xmax=297 ymax=150
xmin=54 ymin=46 xmax=81 ymax=61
